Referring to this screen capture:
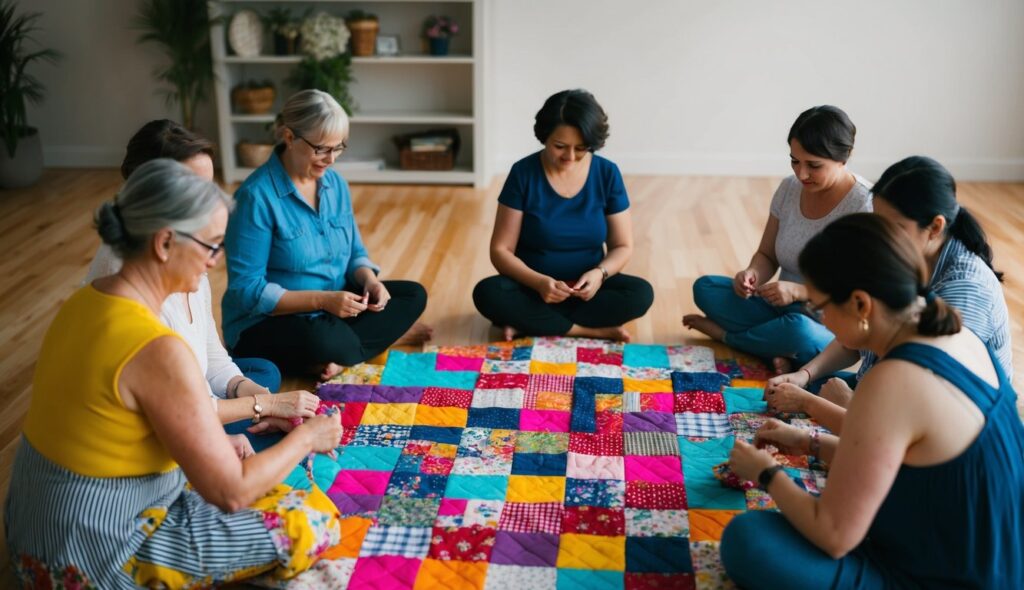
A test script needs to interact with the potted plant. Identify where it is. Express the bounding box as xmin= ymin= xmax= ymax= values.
xmin=287 ymin=12 xmax=356 ymax=115
xmin=231 ymin=79 xmax=275 ymax=114
xmin=134 ymin=0 xmax=216 ymax=130
xmin=345 ymin=10 xmax=379 ymax=57
xmin=263 ymin=7 xmax=302 ymax=56
xmin=422 ymin=15 xmax=458 ymax=56
xmin=0 ymin=1 xmax=61 ymax=189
